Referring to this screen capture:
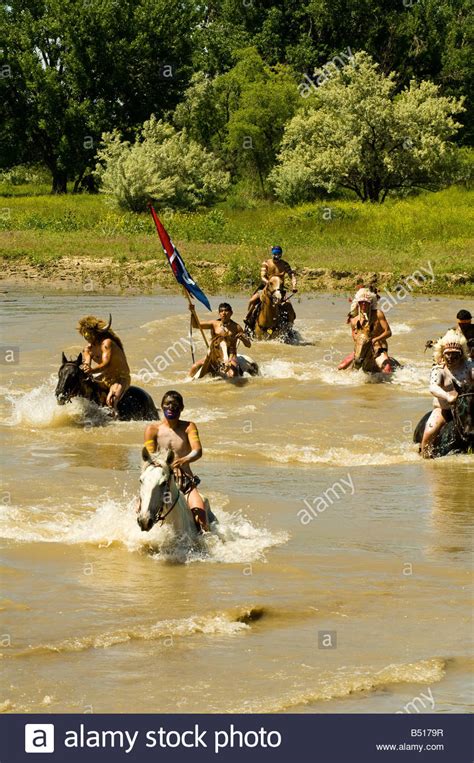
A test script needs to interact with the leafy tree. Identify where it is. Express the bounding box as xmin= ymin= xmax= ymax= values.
xmin=0 ymin=0 xmax=197 ymax=191
xmin=175 ymin=48 xmax=300 ymax=192
xmin=270 ymin=52 xmax=464 ymax=203
xmin=192 ymin=1 xmax=472 ymax=140
xmin=95 ymin=117 xmax=230 ymax=212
